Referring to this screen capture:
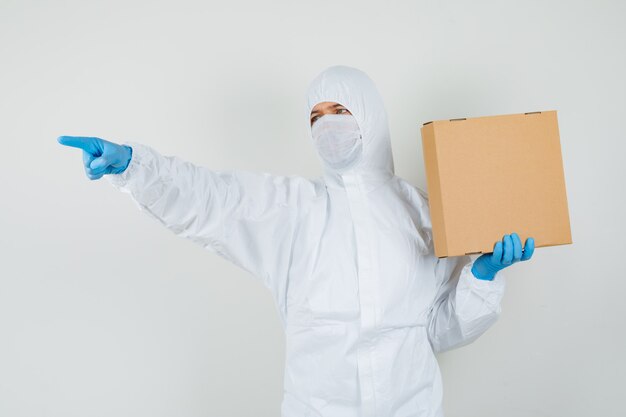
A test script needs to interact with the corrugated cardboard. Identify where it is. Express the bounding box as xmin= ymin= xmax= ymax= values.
xmin=420 ymin=110 xmax=572 ymax=258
